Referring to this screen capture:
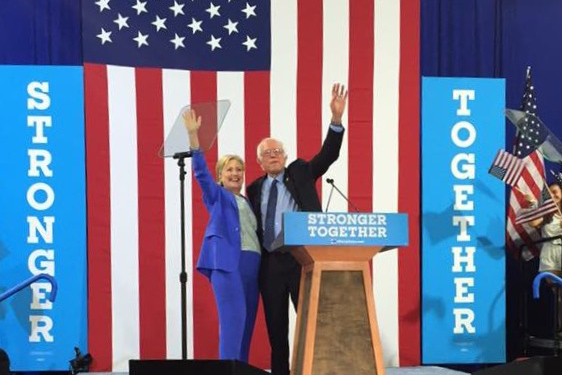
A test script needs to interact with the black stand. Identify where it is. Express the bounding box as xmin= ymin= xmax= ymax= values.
xmin=325 ymin=178 xmax=360 ymax=212
xmin=130 ymin=359 xmax=268 ymax=375
xmin=174 ymin=151 xmax=192 ymax=359
xmin=520 ymin=235 xmax=562 ymax=356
